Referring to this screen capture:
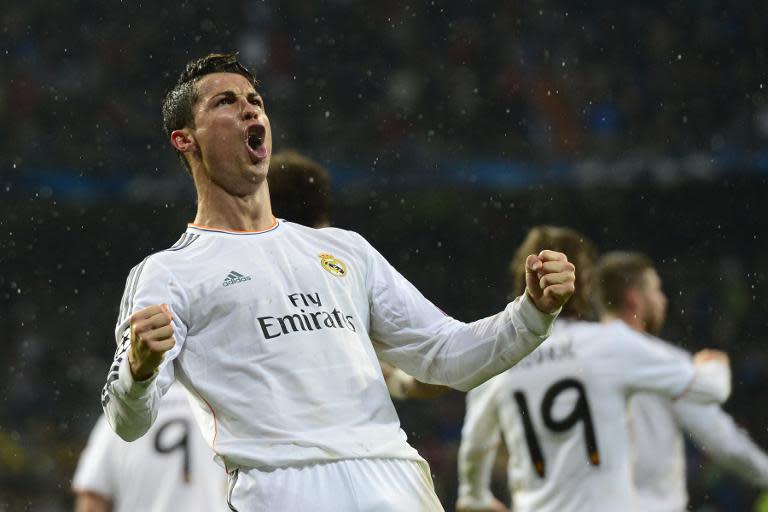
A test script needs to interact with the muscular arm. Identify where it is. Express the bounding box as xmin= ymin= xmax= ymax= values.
xmin=102 ymin=260 xmax=184 ymax=441
xmin=102 ymin=307 xmax=176 ymax=441
xmin=373 ymin=294 xmax=558 ymax=391
xmin=366 ymin=242 xmax=574 ymax=391
xmin=361 ymin=231 xmax=575 ymax=391
xmin=381 ymin=363 xmax=450 ymax=400
xmin=74 ymin=491 xmax=111 ymax=512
